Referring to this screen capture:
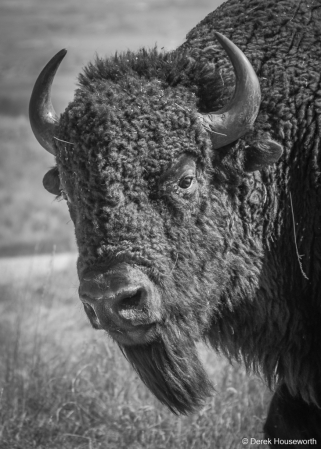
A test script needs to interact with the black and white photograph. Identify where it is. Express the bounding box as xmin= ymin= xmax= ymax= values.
xmin=1 ymin=0 xmax=320 ymax=447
